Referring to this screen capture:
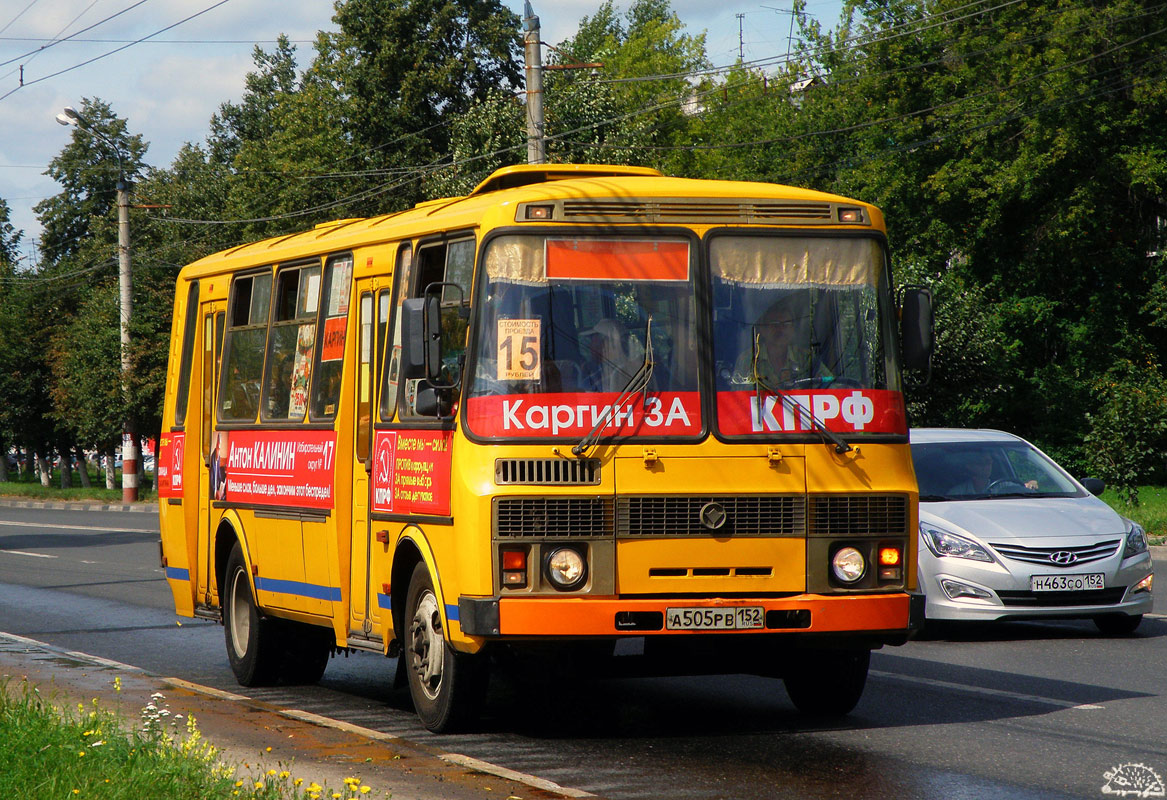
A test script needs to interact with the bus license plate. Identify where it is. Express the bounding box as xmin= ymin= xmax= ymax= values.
xmin=665 ymin=606 xmax=765 ymax=631
xmin=1030 ymin=573 xmax=1105 ymax=592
